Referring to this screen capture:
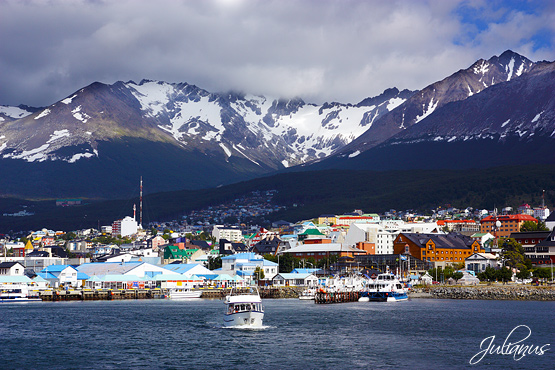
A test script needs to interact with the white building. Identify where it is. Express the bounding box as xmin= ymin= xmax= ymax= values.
xmin=465 ymin=253 xmax=499 ymax=274
xmin=220 ymin=253 xmax=278 ymax=282
xmin=344 ymin=221 xmax=440 ymax=254
xmin=212 ymin=225 xmax=243 ymax=242
xmin=112 ymin=216 xmax=138 ymax=237
xmin=533 ymin=207 xmax=550 ymax=221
